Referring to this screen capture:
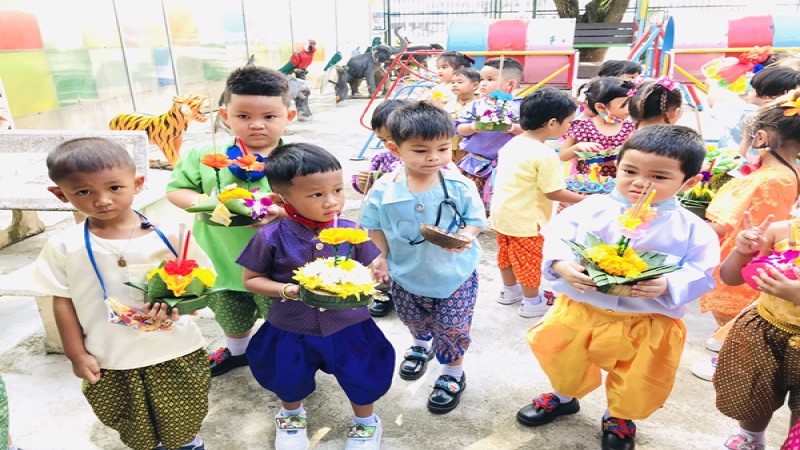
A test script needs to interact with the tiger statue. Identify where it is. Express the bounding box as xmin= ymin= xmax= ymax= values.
xmin=109 ymin=94 xmax=209 ymax=169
